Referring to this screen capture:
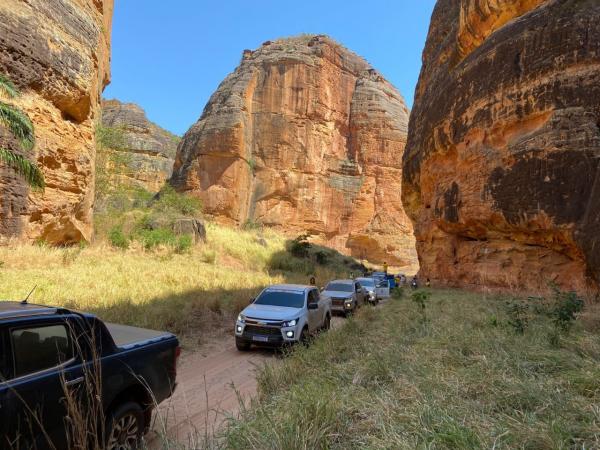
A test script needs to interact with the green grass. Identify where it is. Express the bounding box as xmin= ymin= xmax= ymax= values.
xmin=221 ymin=289 xmax=600 ymax=449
